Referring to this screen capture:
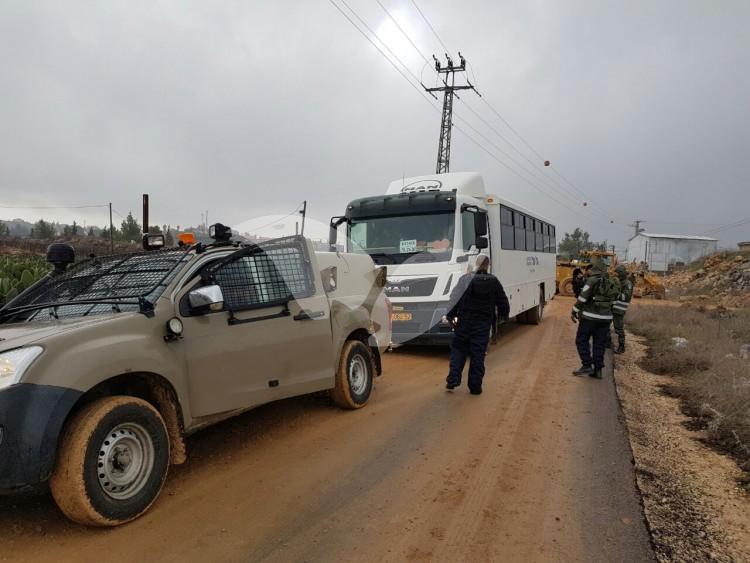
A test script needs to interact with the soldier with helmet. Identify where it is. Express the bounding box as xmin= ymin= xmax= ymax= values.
xmin=571 ymin=258 xmax=621 ymax=379
xmin=612 ymin=264 xmax=633 ymax=354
